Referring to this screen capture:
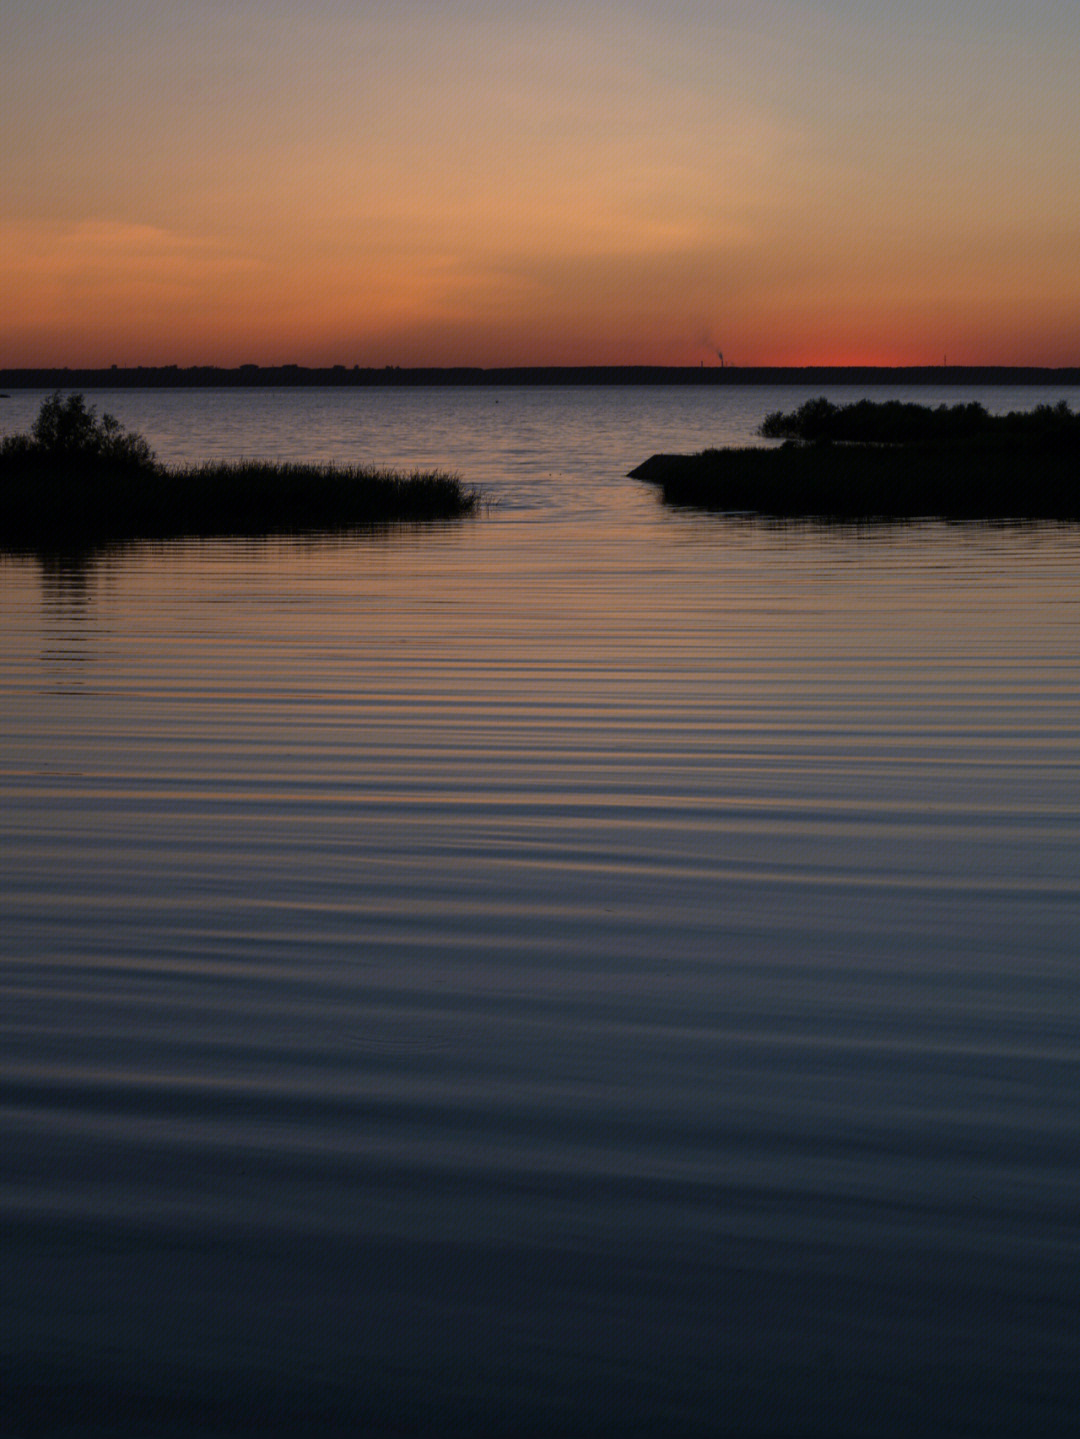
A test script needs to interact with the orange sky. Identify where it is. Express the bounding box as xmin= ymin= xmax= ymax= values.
xmin=3 ymin=1 xmax=1079 ymax=368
